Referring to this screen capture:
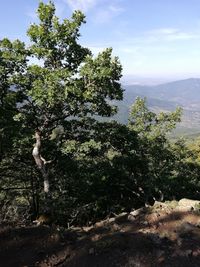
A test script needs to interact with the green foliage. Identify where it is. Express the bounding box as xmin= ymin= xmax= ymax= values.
xmin=129 ymin=97 xmax=182 ymax=138
xmin=0 ymin=1 xmax=123 ymax=223
xmin=1 ymin=2 xmax=200 ymax=226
